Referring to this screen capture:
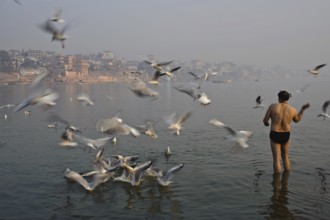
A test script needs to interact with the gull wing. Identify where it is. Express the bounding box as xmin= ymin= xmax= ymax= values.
xmin=177 ymin=110 xmax=193 ymax=125
xmin=64 ymin=169 xmax=92 ymax=191
xmin=173 ymin=86 xmax=198 ymax=100
xmin=223 ymin=125 xmax=238 ymax=136
xmin=73 ymin=133 xmax=113 ymax=149
xmin=314 ymin=64 xmax=326 ymax=71
xmin=76 ymin=93 xmax=94 ymax=106
xmin=133 ymin=161 xmax=152 ymax=179
xmin=322 ymin=100 xmax=330 ymax=113
xmin=188 ymin=72 xmax=200 ymax=79
xmin=30 ymin=72 xmax=48 ymax=88
xmin=158 ymin=60 xmax=174 ymax=66
xmin=157 ymin=163 xmax=184 ymax=186
xmin=96 ymin=117 xmax=140 ymax=137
